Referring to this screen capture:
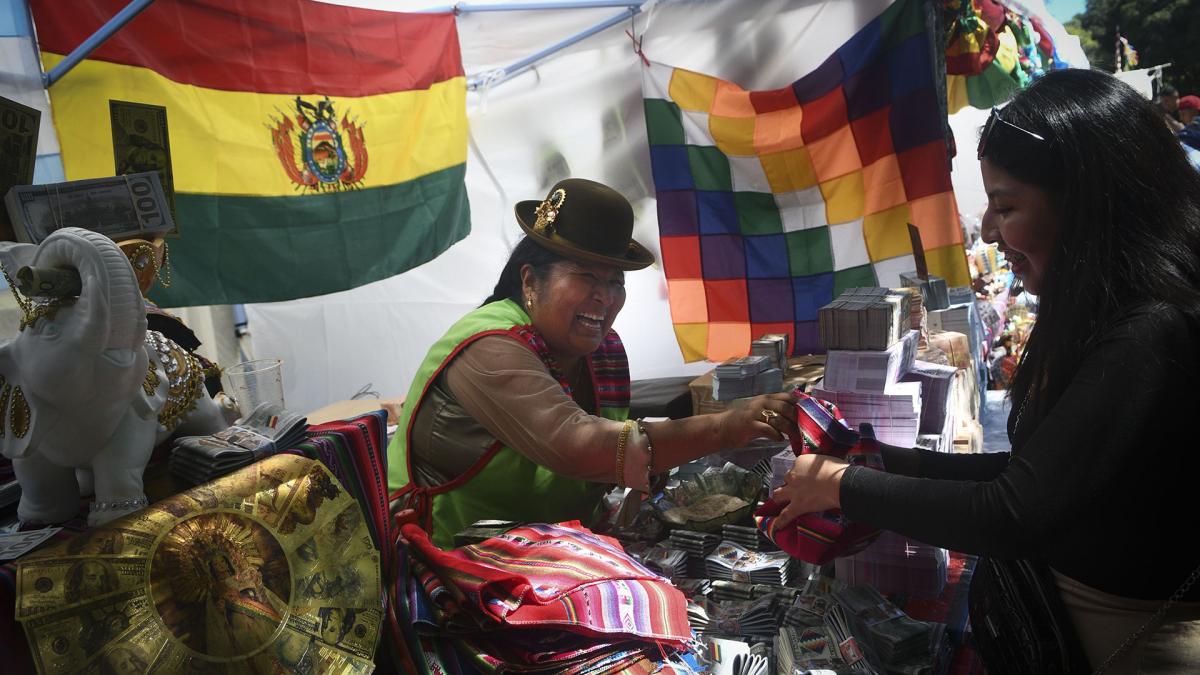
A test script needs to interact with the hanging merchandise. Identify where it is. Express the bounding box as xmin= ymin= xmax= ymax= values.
xmin=945 ymin=0 xmax=999 ymax=77
xmin=965 ymin=24 xmax=1024 ymax=109
xmin=944 ymin=0 xmax=1069 ymax=113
